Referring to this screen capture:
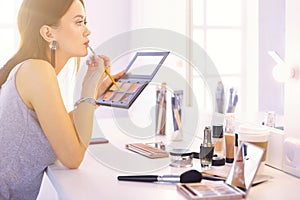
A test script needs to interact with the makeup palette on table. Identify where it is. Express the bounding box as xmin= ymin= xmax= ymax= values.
xmin=177 ymin=142 xmax=265 ymax=200
xmin=96 ymin=51 xmax=170 ymax=108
